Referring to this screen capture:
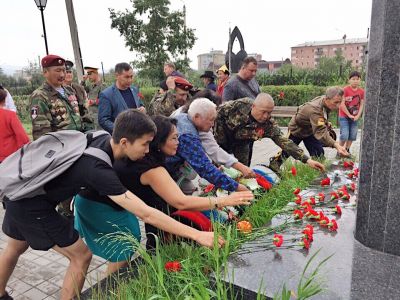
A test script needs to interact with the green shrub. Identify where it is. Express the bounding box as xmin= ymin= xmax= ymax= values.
xmin=261 ymin=85 xmax=326 ymax=107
